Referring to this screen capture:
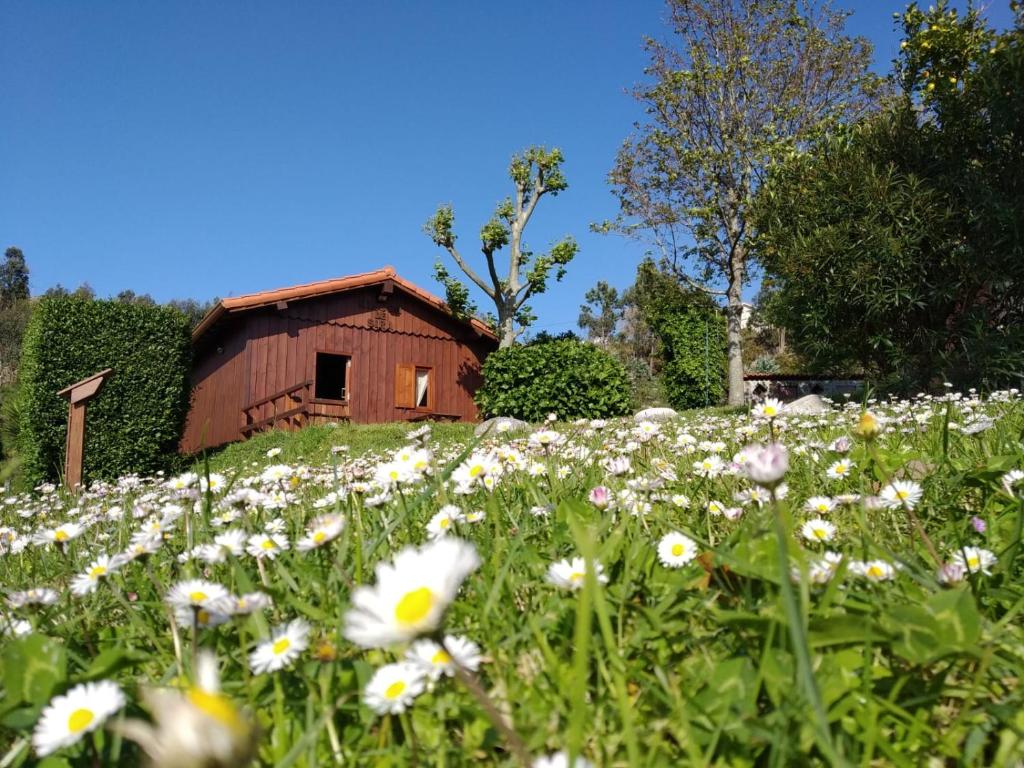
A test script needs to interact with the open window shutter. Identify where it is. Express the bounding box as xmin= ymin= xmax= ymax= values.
xmin=395 ymin=364 xmax=415 ymax=407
